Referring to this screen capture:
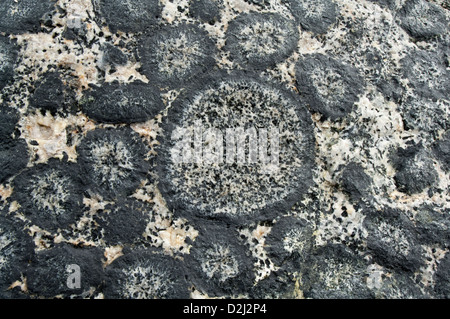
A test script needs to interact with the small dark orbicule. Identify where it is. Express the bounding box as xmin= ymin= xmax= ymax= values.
xmin=397 ymin=0 xmax=448 ymax=40
xmin=0 ymin=216 xmax=34 ymax=298
xmin=264 ymin=216 xmax=314 ymax=268
xmin=11 ymin=158 xmax=84 ymax=232
xmin=285 ymin=0 xmax=338 ymax=35
xmin=184 ymin=221 xmax=256 ymax=297
xmin=157 ymin=71 xmax=316 ymax=225
xmin=224 ymin=12 xmax=299 ymax=70
xmin=0 ymin=35 xmax=18 ymax=91
xmin=302 ymin=244 xmax=373 ymax=299
xmin=189 ymin=0 xmax=222 ymax=23
xmin=391 ymin=143 xmax=438 ymax=195
xmin=95 ymin=199 xmax=153 ymax=246
xmin=104 ymin=249 xmax=190 ymax=299
xmin=80 ymin=80 xmax=163 ymax=124
xmin=0 ymin=0 xmax=56 ymax=34
xmin=26 ymin=244 xmax=104 ymax=298
xmin=97 ymin=0 xmax=161 ymax=34
xmin=77 ymin=127 xmax=150 ymax=199
xmin=363 ymin=208 xmax=424 ymax=272
xmin=295 ymin=53 xmax=364 ymax=121
xmin=137 ymin=23 xmax=217 ymax=89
